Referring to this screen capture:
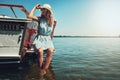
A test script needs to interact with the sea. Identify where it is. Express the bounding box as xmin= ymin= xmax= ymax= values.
xmin=0 ymin=37 xmax=120 ymax=80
